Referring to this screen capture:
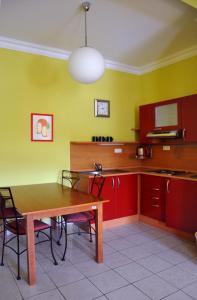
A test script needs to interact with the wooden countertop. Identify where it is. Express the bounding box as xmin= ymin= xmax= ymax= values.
xmin=74 ymin=167 xmax=197 ymax=182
